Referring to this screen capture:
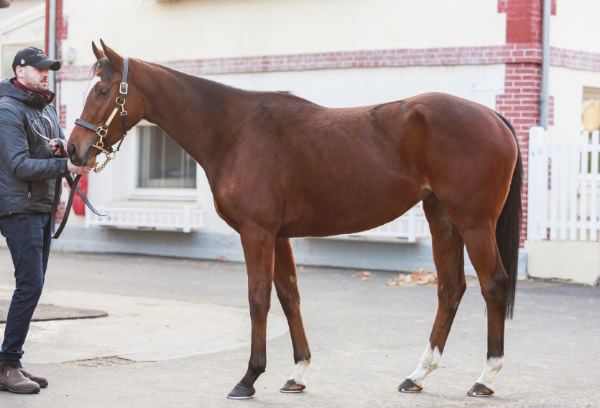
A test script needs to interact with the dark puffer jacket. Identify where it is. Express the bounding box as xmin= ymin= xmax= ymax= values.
xmin=0 ymin=78 xmax=68 ymax=218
